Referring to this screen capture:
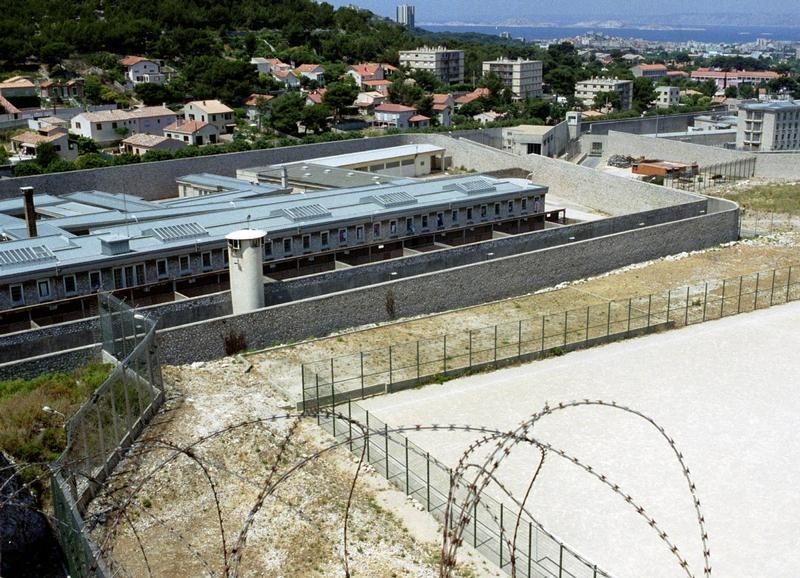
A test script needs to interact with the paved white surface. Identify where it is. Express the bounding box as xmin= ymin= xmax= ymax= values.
xmin=361 ymin=301 xmax=800 ymax=578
